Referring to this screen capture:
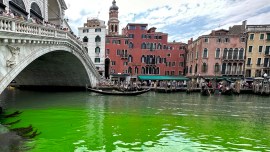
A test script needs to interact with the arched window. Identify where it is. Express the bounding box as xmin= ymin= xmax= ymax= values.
xmin=222 ymin=63 xmax=226 ymax=74
xmin=195 ymin=64 xmax=198 ymax=74
xmin=135 ymin=67 xmax=138 ymax=74
xmin=214 ymin=63 xmax=220 ymax=73
xmin=156 ymin=67 xmax=160 ymax=74
xmin=203 ymin=48 xmax=208 ymax=58
xmin=163 ymin=45 xmax=166 ymax=50
xmin=189 ymin=65 xmax=192 ymax=74
xmin=239 ymin=48 xmax=244 ymax=60
xmin=10 ymin=0 xmax=28 ymax=19
xmin=129 ymin=42 xmax=134 ymax=48
xmin=83 ymin=36 xmax=88 ymax=42
xmin=141 ymin=55 xmax=145 ymax=63
xmin=115 ymin=25 xmax=118 ymax=32
xmin=156 ymin=56 xmax=160 ymax=64
xmin=215 ymin=48 xmax=220 ymax=58
xmin=158 ymin=43 xmax=162 ymax=49
xmin=95 ymin=35 xmax=101 ymax=42
xmin=141 ymin=43 xmax=146 ymax=49
xmin=141 ymin=67 xmax=145 ymax=74
xmin=202 ymin=63 xmax=207 ymax=73
xmin=233 ymin=48 xmax=238 ymax=59
xmin=228 ymin=48 xmax=233 ymax=59
xmin=111 ymin=25 xmax=114 ymax=32
xmin=95 ymin=47 xmax=100 ymax=54
xmin=128 ymin=67 xmax=132 ymax=74
xmin=227 ymin=63 xmax=232 ymax=74
xmin=30 ymin=2 xmax=43 ymax=21
xmin=128 ymin=55 xmax=133 ymax=62
xmin=146 ymin=43 xmax=150 ymax=49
